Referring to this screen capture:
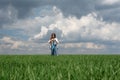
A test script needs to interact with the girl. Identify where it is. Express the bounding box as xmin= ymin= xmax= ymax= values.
xmin=48 ymin=33 xmax=59 ymax=55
